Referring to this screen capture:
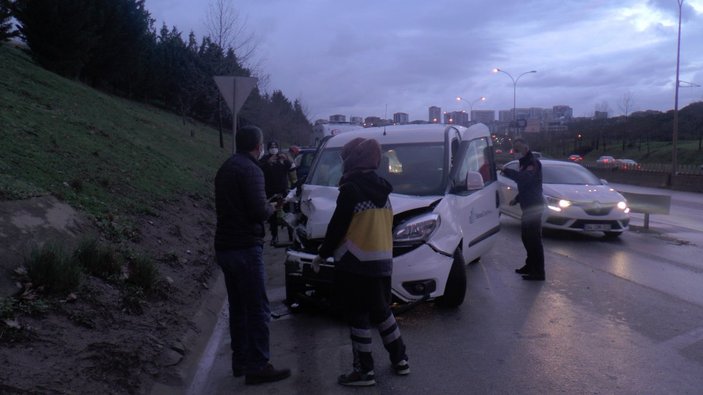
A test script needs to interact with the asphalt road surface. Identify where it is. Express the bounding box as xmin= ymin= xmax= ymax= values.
xmin=188 ymin=185 xmax=703 ymax=394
